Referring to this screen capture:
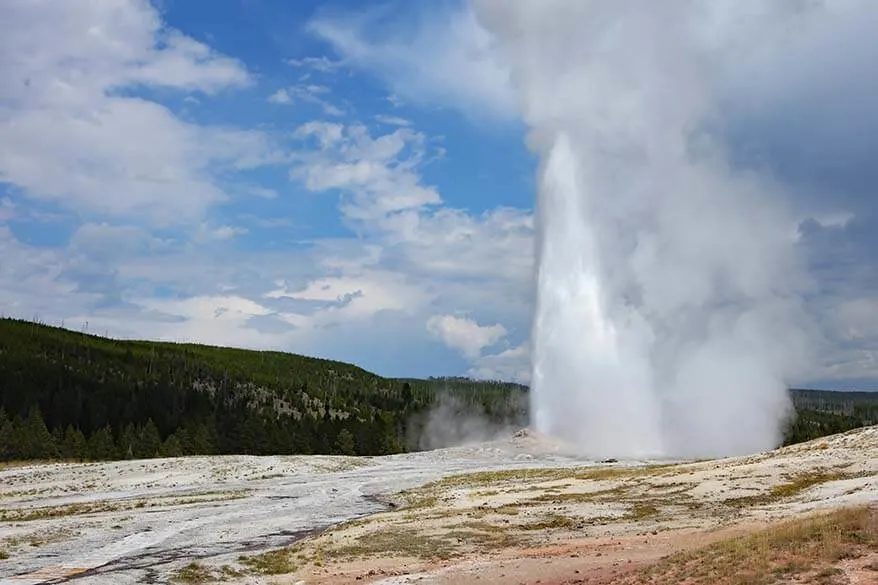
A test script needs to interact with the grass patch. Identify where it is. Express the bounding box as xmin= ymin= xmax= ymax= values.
xmin=724 ymin=471 xmax=868 ymax=508
xmin=528 ymin=485 xmax=629 ymax=504
xmin=239 ymin=547 xmax=296 ymax=575
xmin=328 ymin=528 xmax=458 ymax=560
xmin=0 ymin=491 xmax=249 ymax=522
xmin=634 ymin=505 xmax=877 ymax=585
xmin=522 ymin=514 xmax=578 ymax=531
xmin=173 ymin=562 xmax=213 ymax=583
xmin=625 ymin=503 xmax=659 ymax=520
xmin=0 ymin=549 xmax=8 ymax=560
xmin=423 ymin=467 xmax=581 ymax=490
